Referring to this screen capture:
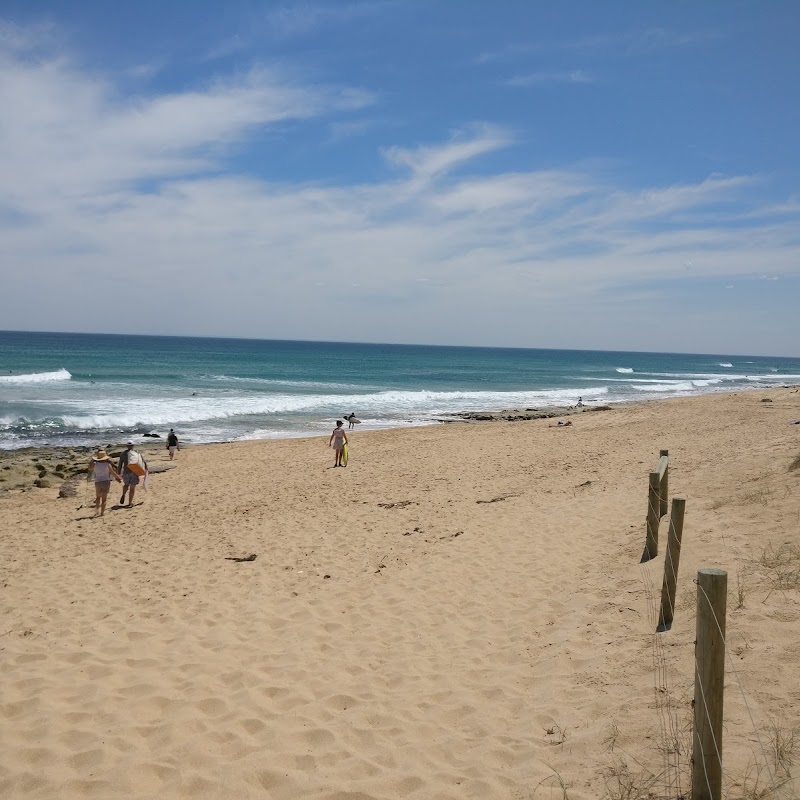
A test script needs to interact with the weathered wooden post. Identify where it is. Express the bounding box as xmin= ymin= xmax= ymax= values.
xmin=659 ymin=449 xmax=669 ymax=517
xmin=642 ymin=471 xmax=661 ymax=562
xmin=657 ymin=497 xmax=685 ymax=631
xmin=692 ymin=568 xmax=727 ymax=800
